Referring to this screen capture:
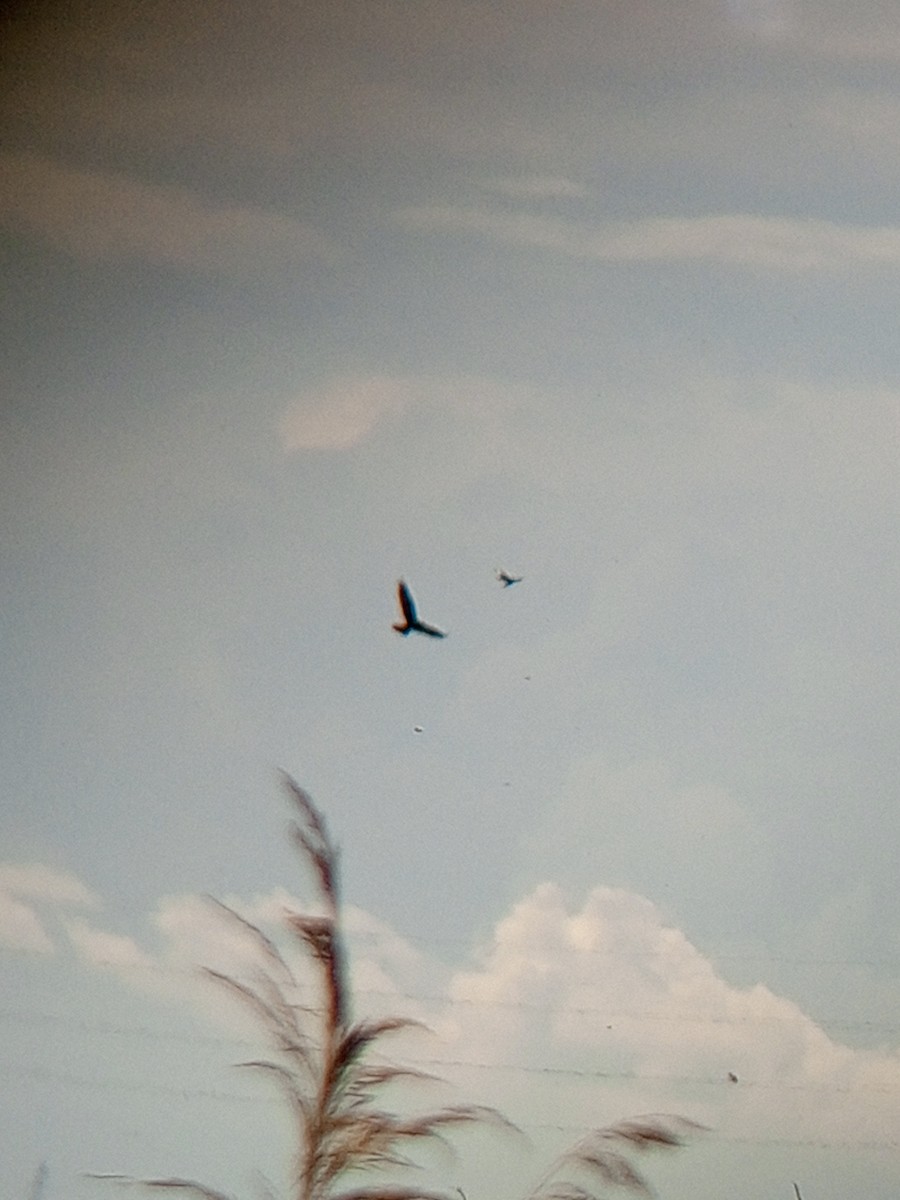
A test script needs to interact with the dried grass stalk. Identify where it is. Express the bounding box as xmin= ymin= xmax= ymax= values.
xmin=526 ymin=1115 xmax=705 ymax=1200
xmin=90 ymin=776 xmax=511 ymax=1200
